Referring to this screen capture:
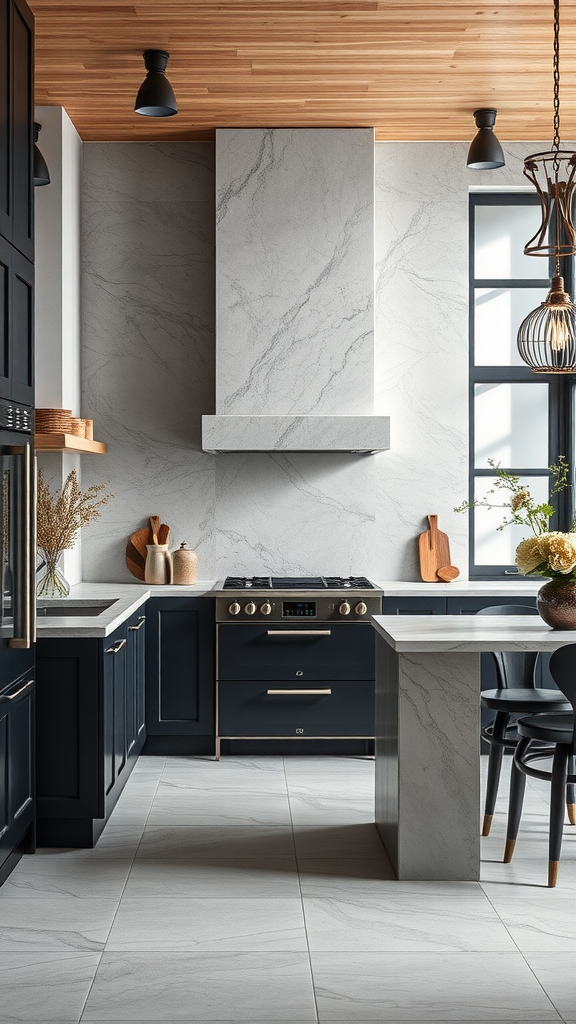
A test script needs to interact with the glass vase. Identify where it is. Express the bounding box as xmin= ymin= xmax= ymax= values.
xmin=537 ymin=578 xmax=576 ymax=629
xmin=36 ymin=553 xmax=70 ymax=599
